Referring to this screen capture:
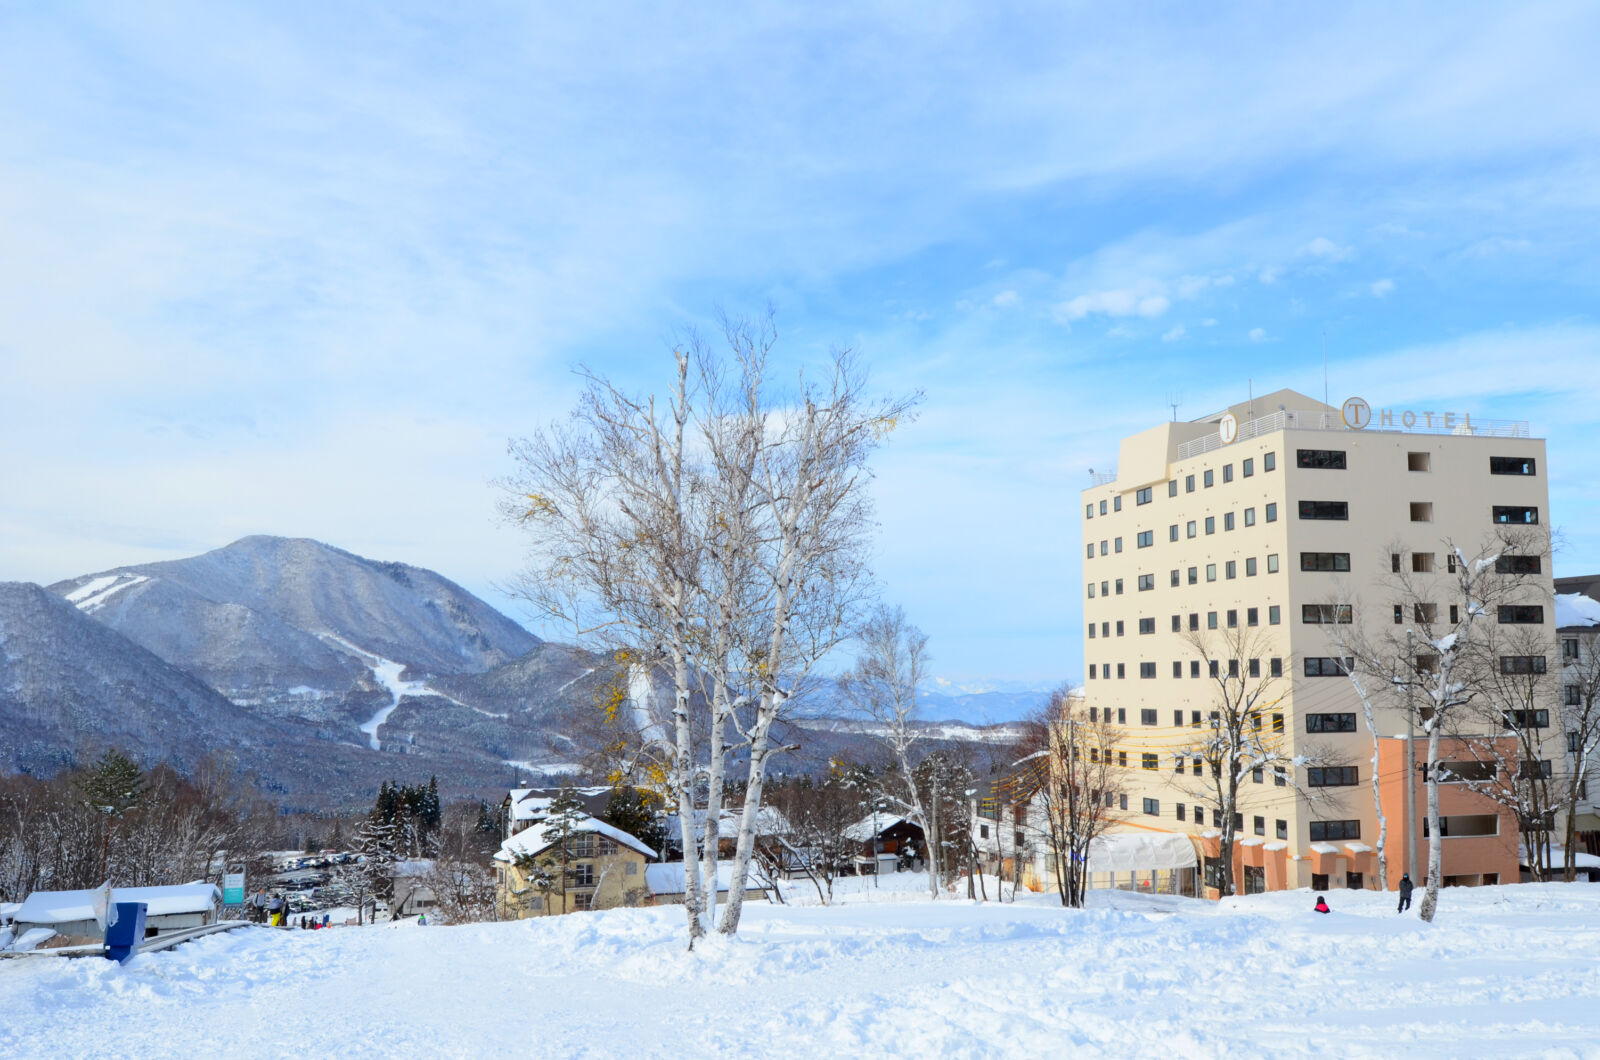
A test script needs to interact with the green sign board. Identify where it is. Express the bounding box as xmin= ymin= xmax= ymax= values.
xmin=223 ymin=868 xmax=245 ymax=906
